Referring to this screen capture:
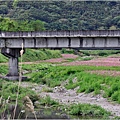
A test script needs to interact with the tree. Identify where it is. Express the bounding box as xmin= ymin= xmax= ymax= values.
xmin=28 ymin=20 xmax=45 ymax=31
